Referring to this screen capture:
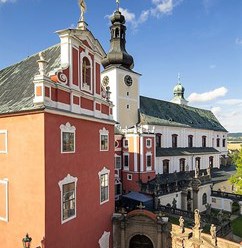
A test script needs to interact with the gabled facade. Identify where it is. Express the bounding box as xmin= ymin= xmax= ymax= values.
xmin=0 ymin=17 xmax=115 ymax=248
